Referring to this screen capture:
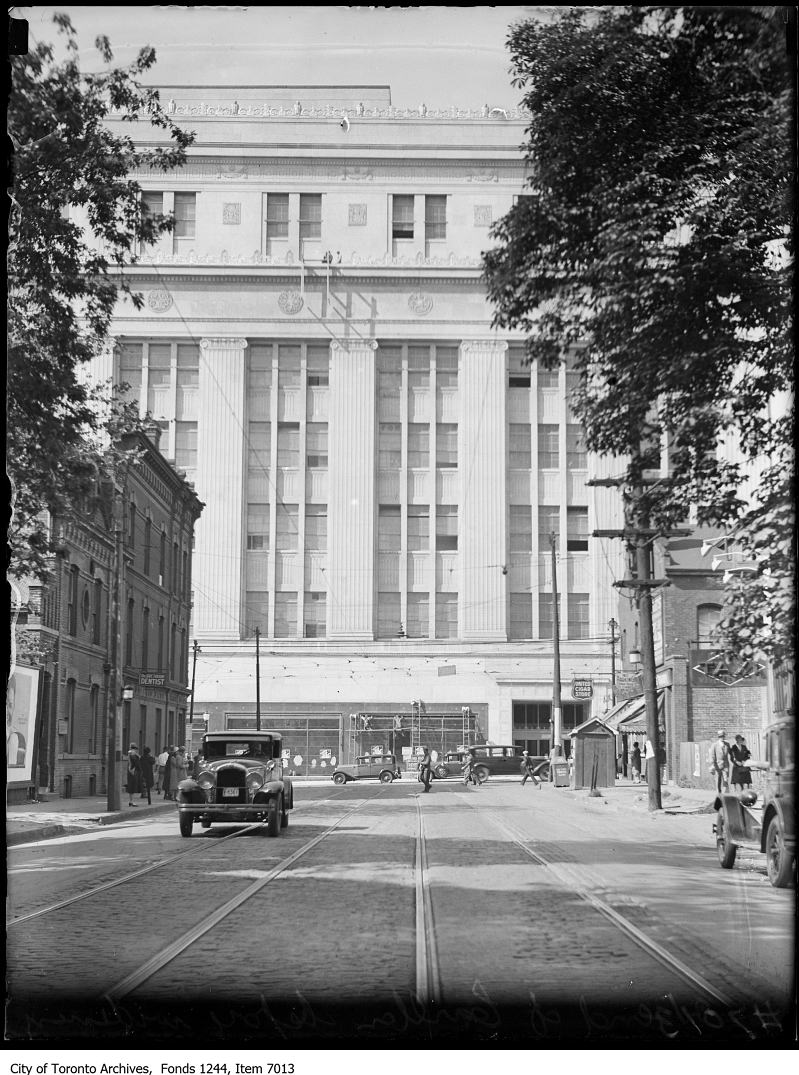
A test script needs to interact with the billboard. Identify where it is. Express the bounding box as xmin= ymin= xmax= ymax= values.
xmin=6 ymin=665 xmax=39 ymax=785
